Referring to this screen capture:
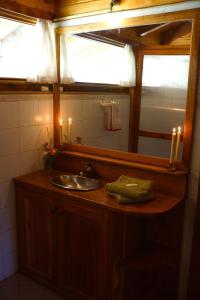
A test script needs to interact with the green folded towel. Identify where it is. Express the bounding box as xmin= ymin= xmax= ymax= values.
xmin=108 ymin=192 xmax=154 ymax=204
xmin=106 ymin=175 xmax=154 ymax=201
